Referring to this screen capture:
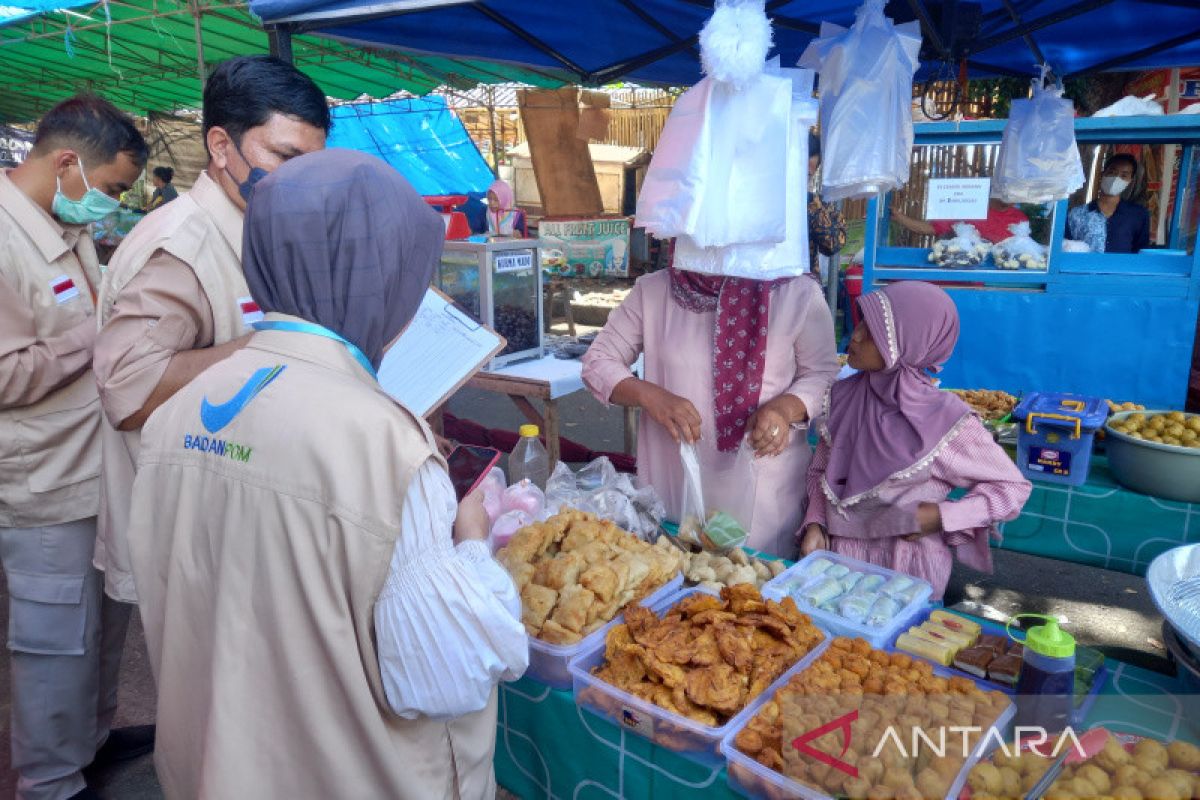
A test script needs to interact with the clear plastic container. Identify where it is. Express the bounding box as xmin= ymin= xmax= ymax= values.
xmin=510 ymin=424 xmax=549 ymax=489
xmin=761 ymin=550 xmax=932 ymax=648
xmin=720 ymin=657 xmax=1016 ymax=800
xmin=526 ymin=573 xmax=683 ymax=690
xmin=568 ymin=586 xmax=830 ymax=764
